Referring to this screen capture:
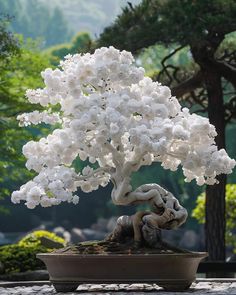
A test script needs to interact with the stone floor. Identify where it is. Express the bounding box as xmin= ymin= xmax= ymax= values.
xmin=0 ymin=280 xmax=236 ymax=295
